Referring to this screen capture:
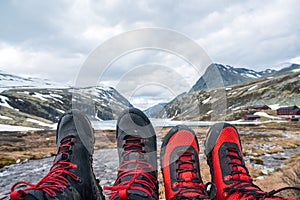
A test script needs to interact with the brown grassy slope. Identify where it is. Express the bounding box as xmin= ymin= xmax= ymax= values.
xmin=1 ymin=123 xmax=299 ymax=199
